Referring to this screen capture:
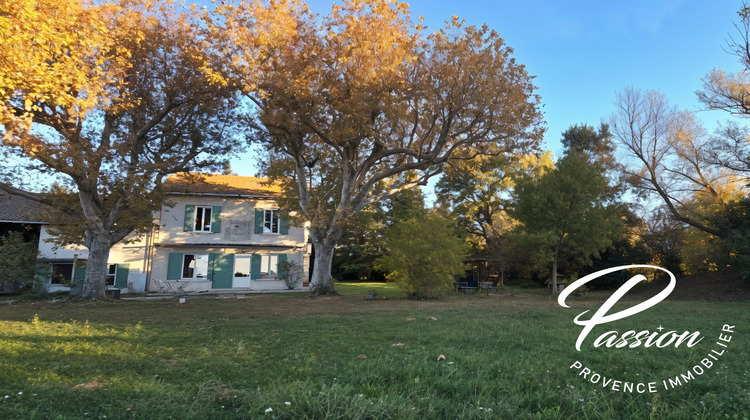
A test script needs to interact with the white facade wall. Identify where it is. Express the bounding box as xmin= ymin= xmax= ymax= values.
xmin=38 ymin=226 xmax=151 ymax=294
xmin=158 ymin=195 xmax=305 ymax=246
xmin=150 ymin=245 xmax=306 ymax=292
xmin=149 ymin=194 xmax=308 ymax=292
